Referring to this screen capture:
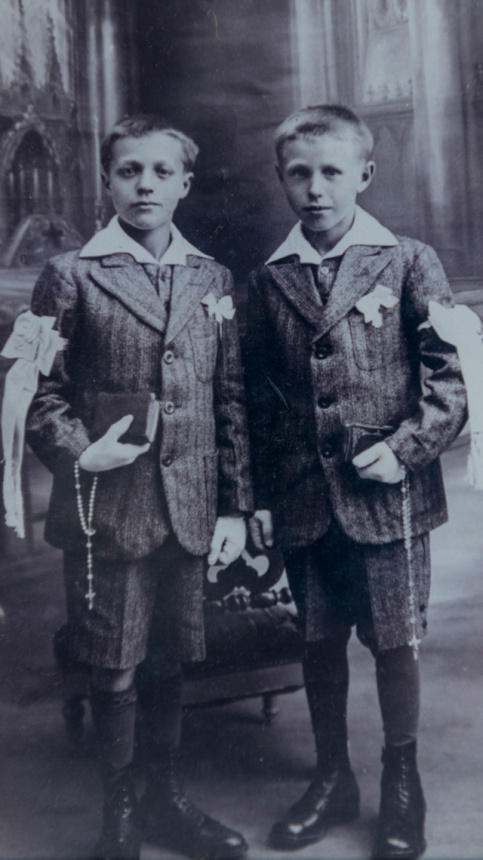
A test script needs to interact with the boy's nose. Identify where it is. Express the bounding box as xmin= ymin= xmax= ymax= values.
xmin=137 ymin=171 xmax=154 ymax=192
xmin=308 ymin=176 xmax=325 ymax=198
